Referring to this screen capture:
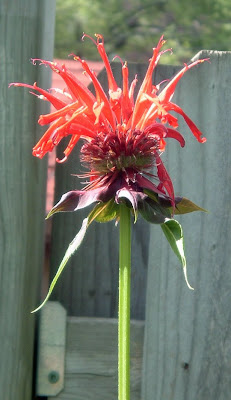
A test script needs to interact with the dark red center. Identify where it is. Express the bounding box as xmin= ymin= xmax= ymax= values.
xmin=80 ymin=129 xmax=161 ymax=175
